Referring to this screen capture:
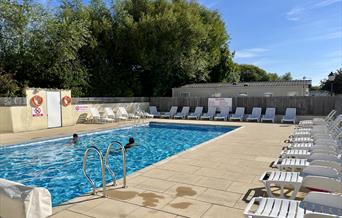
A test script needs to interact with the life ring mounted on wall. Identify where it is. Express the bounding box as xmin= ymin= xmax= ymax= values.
xmin=31 ymin=95 xmax=44 ymax=107
xmin=62 ymin=96 xmax=72 ymax=107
